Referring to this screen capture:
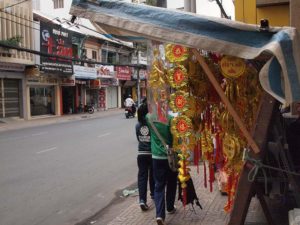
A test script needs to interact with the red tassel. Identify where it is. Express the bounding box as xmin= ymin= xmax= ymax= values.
xmin=203 ymin=161 xmax=207 ymax=188
xmin=183 ymin=187 xmax=187 ymax=207
xmin=194 ymin=142 xmax=200 ymax=173
xmin=209 ymin=163 xmax=214 ymax=192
